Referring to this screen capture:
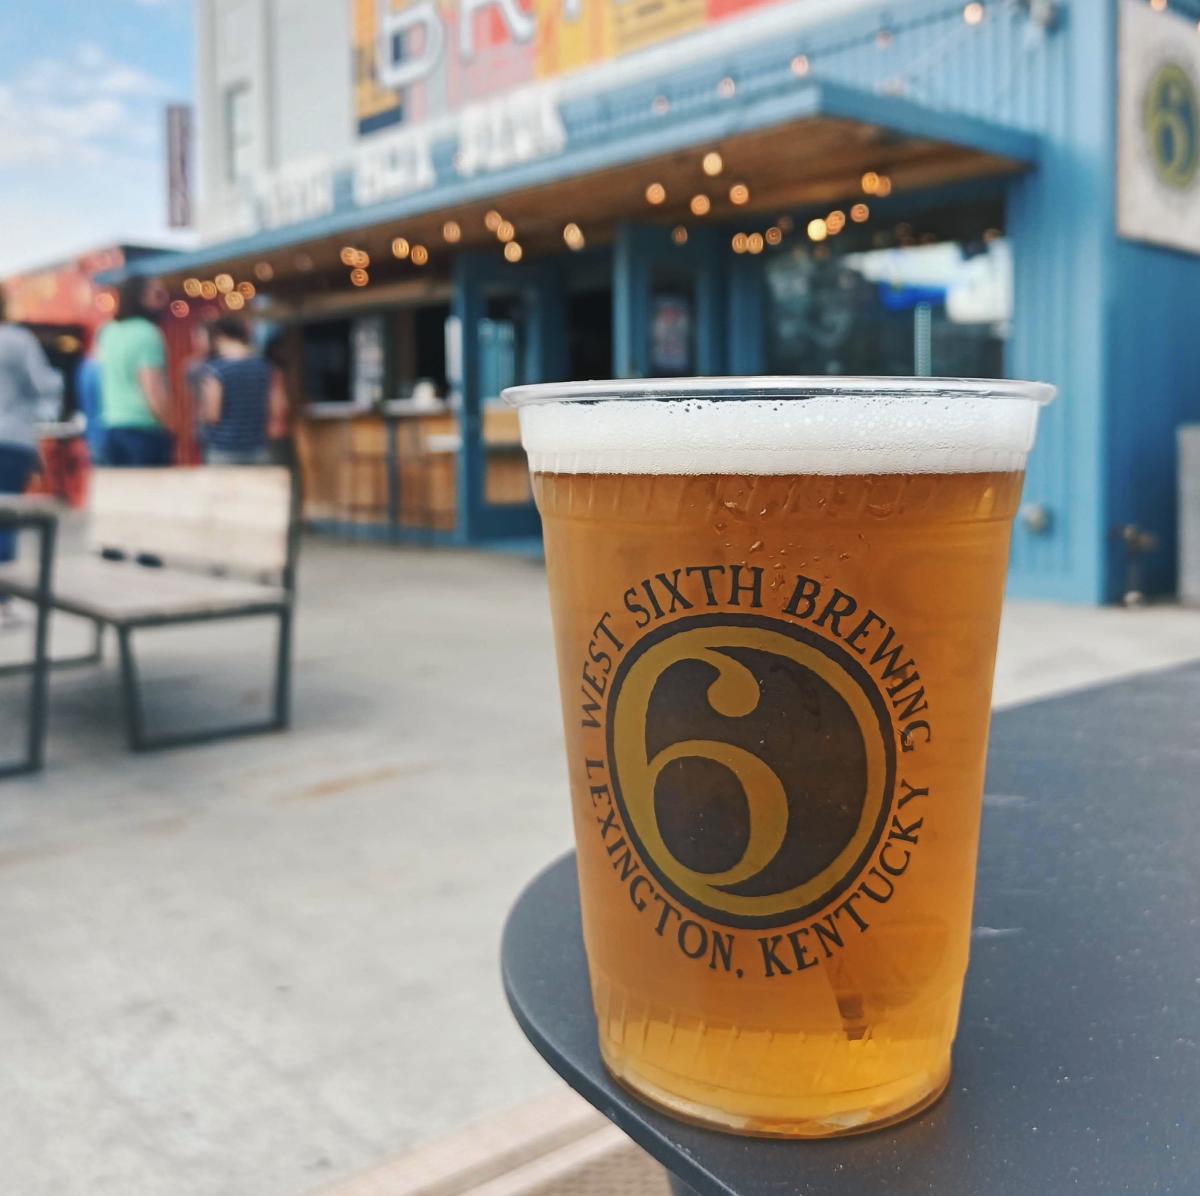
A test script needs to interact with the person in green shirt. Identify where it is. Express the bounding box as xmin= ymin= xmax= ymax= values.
xmin=96 ymin=277 xmax=172 ymax=466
